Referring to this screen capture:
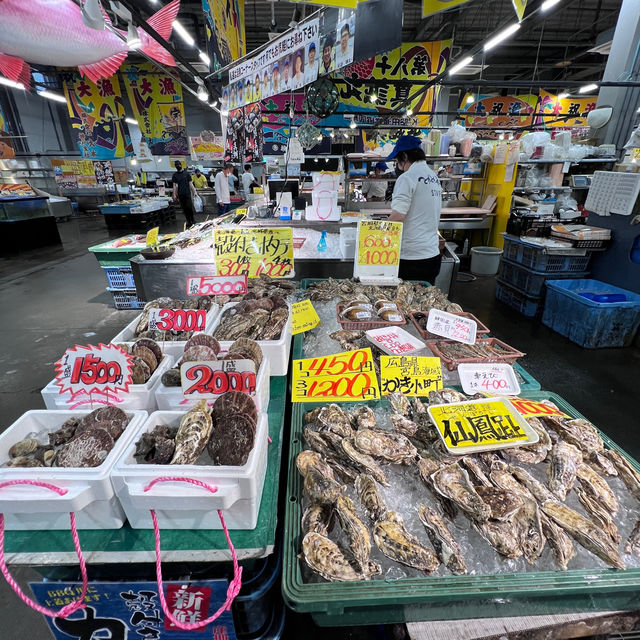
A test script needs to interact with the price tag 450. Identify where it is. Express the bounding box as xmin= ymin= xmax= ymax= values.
xmin=148 ymin=308 xmax=207 ymax=332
